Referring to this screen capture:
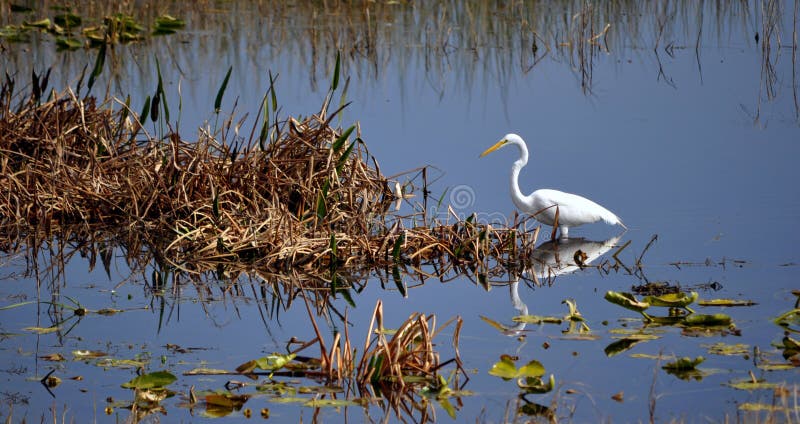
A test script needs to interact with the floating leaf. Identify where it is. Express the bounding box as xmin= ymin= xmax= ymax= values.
xmin=184 ymin=368 xmax=231 ymax=375
xmin=55 ymin=37 xmax=82 ymax=50
xmin=488 ymin=355 xmax=544 ymax=380
xmin=40 ymin=353 xmax=65 ymax=361
xmin=604 ymin=291 xmax=649 ymax=313
xmin=512 ymin=315 xmax=563 ymax=324
xmin=698 ymin=298 xmax=756 ymax=307
xmin=739 ymin=402 xmax=791 ymax=412
xmin=727 ymin=380 xmax=779 ymax=390
xmin=153 ymin=14 xmax=185 ymax=35
xmin=73 ymin=350 xmax=108 ymax=359
xmin=643 ymin=291 xmax=698 ymax=309
xmin=662 ymin=356 xmax=704 ymax=371
xmin=237 ymin=353 xmax=296 ymax=374
xmin=604 ymin=338 xmax=648 ymax=357
xmin=54 ymin=13 xmax=82 ymax=28
xmin=24 ymin=325 xmax=60 ymax=334
xmin=22 ymin=18 xmax=51 ymax=29
xmin=683 ymin=314 xmax=732 ymax=327
xmin=96 ymin=358 xmax=147 ymax=369
xmin=121 ymin=371 xmax=176 ymax=389
xmin=702 ymin=342 xmax=749 ymax=357
xmin=304 ymin=398 xmax=359 ymax=408
xmin=205 ymin=393 xmax=249 ymax=408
